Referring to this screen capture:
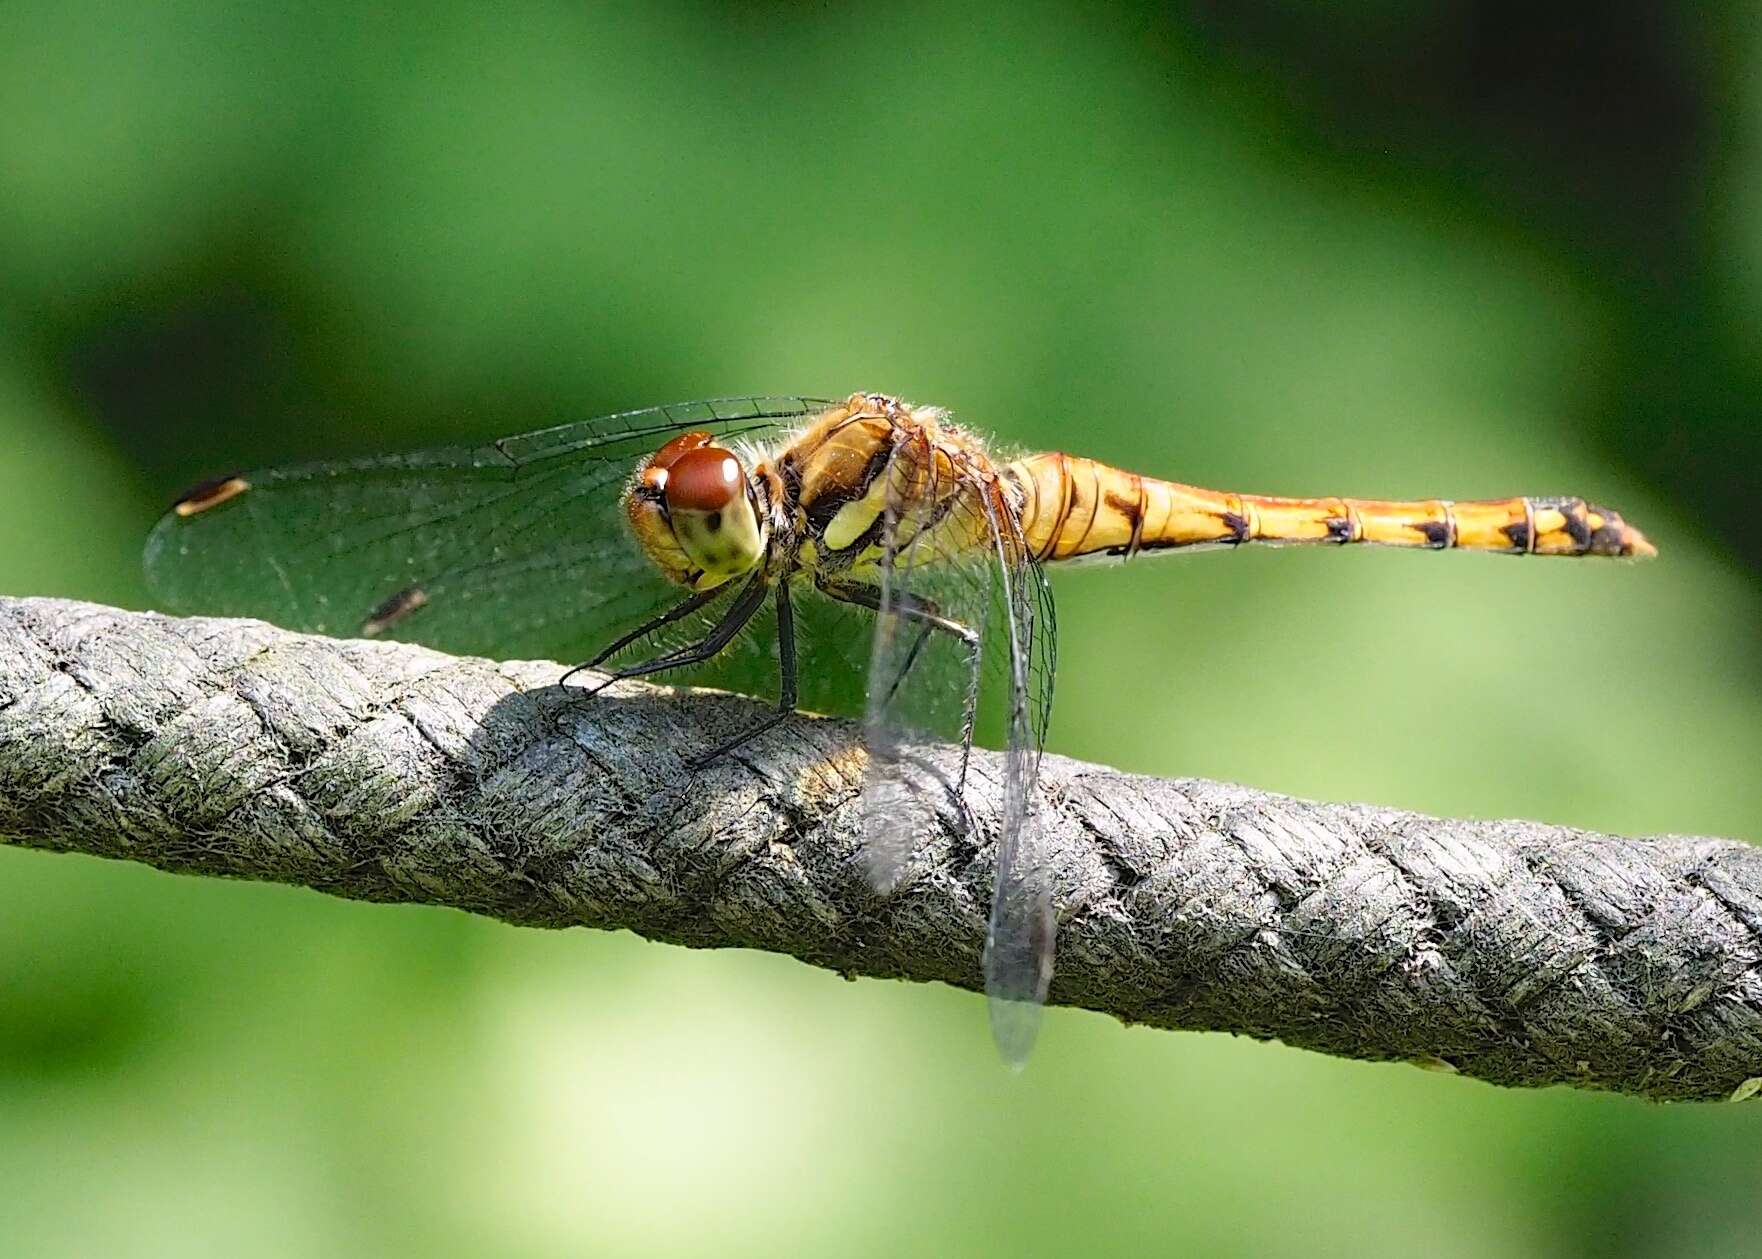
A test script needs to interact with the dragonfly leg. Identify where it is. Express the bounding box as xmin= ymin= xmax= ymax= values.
xmin=560 ymin=584 xmax=727 ymax=685
xmin=819 ymin=579 xmax=979 ymax=648
xmin=688 ymin=583 xmax=800 ymax=768
xmin=576 ymin=571 xmax=770 ymax=695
